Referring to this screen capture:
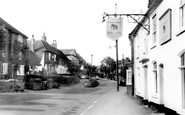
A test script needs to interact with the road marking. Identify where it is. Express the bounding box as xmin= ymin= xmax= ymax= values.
xmin=80 ymin=94 xmax=106 ymax=115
